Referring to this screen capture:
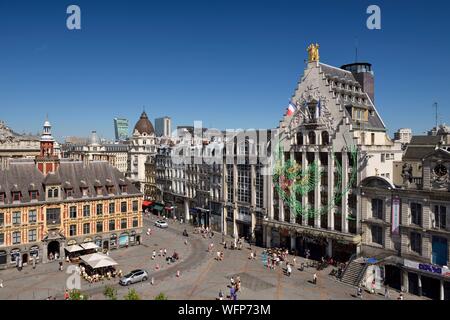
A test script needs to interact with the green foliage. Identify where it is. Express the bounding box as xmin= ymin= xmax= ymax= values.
xmin=103 ymin=285 xmax=117 ymax=300
xmin=154 ymin=292 xmax=168 ymax=300
xmin=69 ymin=289 xmax=89 ymax=300
xmin=124 ymin=288 xmax=141 ymax=300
